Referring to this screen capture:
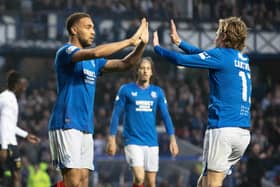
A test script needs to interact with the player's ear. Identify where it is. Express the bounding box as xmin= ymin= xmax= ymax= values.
xmin=221 ymin=32 xmax=227 ymax=41
xmin=70 ymin=26 xmax=78 ymax=35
